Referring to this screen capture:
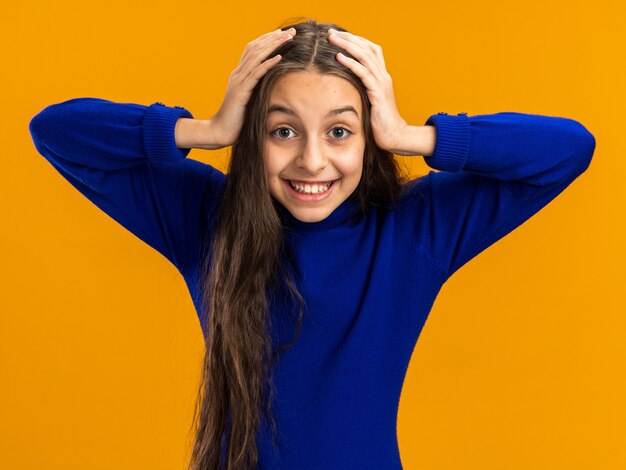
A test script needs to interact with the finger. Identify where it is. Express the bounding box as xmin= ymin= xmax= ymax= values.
xmin=328 ymin=28 xmax=380 ymax=56
xmin=327 ymin=33 xmax=387 ymax=83
xmin=239 ymin=29 xmax=289 ymax=64
xmin=236 ymin=29 xmax=294 ymax=82
xmin=237 ymin=33 xmax=293 ymax=81
xmin=241 ymin=36 xmax=292 ymax=80
xmin=328 ymin=30 xmax=387 ymax=74
xmin=328 ymin=30 xmax=386 ymax=73
xmin=252 ymin=27 xmax=296 ymax=56
xmin=240 ymin=27 xmax=295 ymax=65
xmin=248 ymin=54 xmax=283 ymax=85
xmin=335 ymin=52 xmax=379 ymax=94
xmin=227 ymin=54 xmax=283 ymax=109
